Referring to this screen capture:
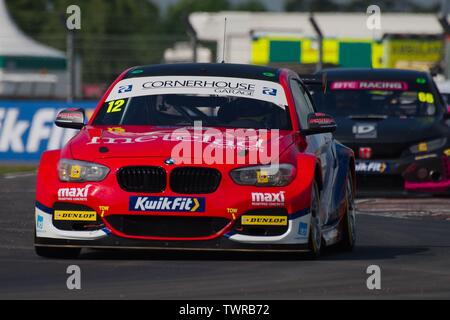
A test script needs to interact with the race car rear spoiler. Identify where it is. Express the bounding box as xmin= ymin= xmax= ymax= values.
xmin=299 ymin=73 xmax=328 ymax=94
